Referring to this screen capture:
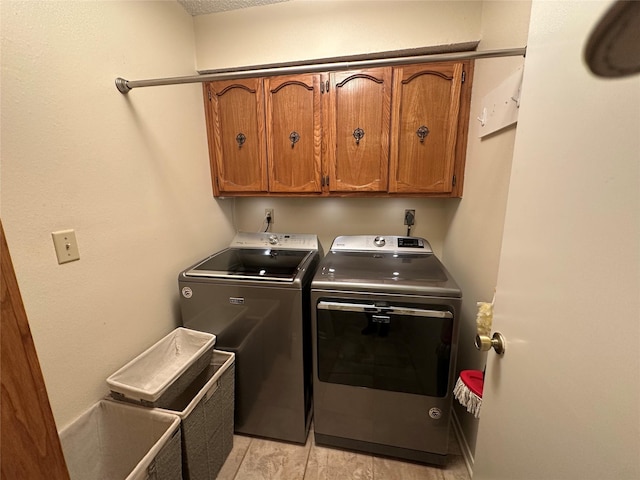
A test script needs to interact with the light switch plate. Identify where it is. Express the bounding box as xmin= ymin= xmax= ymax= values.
xmin=52 ymin=229 xmax=80 ymax=264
